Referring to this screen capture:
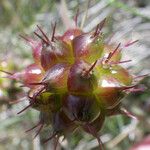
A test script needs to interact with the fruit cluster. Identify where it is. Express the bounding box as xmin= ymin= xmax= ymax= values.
xmin=4 ymin=18 xmax=144 ymax=149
